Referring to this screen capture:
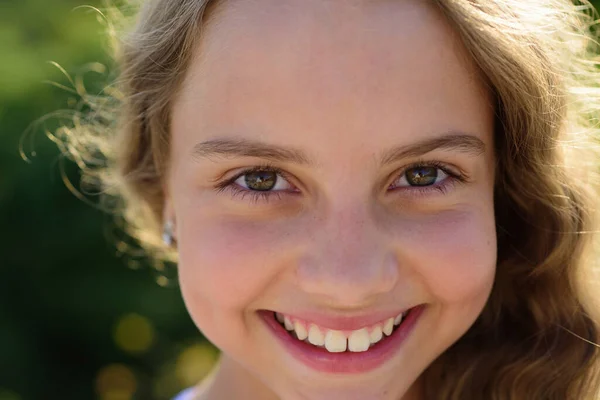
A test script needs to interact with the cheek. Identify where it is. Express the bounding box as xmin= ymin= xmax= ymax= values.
xmin=401 ymin=208 xmax=497 ymax=305
xmin=178 ymin=207 xmax=497 ymax=308
xmin=177 ymin=216 xmax=289 ymax=312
